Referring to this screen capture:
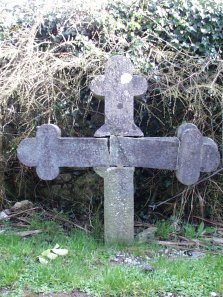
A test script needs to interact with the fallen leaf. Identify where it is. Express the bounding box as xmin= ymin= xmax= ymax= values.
xmin=41 ymin=249 xmax=58 ymax=260
xmin=53 ymin=243 xmax=60 ymax=249
xmin=52 ymin=248 xmax=68 ymax=256
xmin=46 ymin=252 xmax=58 ymax=260
xmin=38 ymin=256 xmax=49 ymax=265
xmin=41 ymin=249 xmax=52 ymax=257
xmin=39 ymin=244 xmax=68 ymax=263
